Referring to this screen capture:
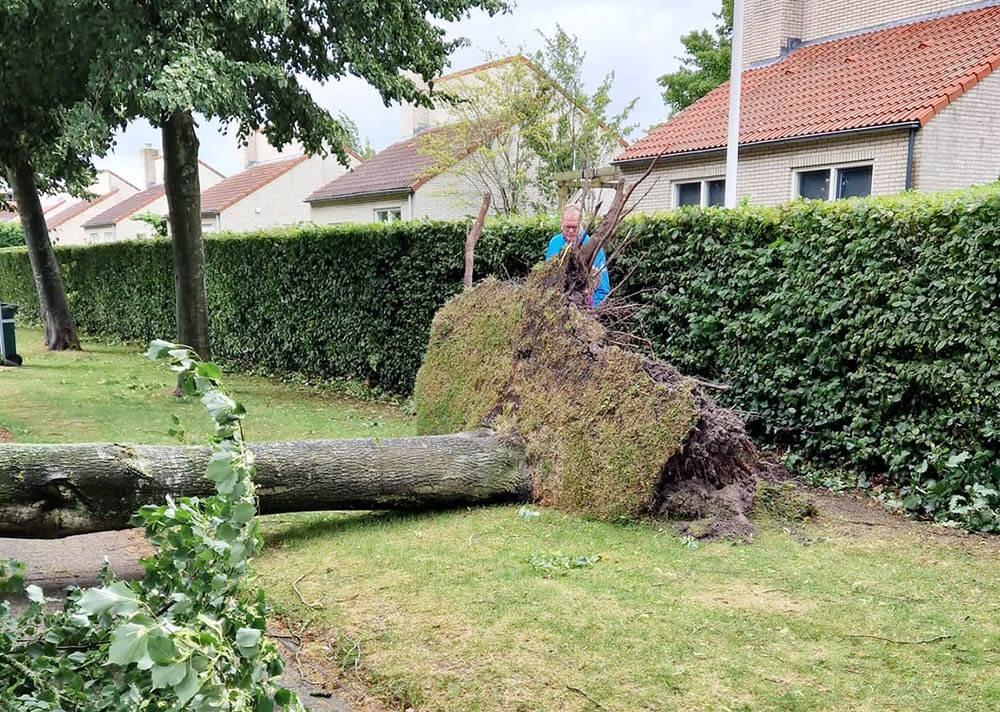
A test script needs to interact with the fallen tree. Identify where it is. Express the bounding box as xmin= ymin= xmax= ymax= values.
xmin=0 ymin=167 xmax=770 ymax=540
xmin=0 ymin=432 xmax=527 ymax=538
